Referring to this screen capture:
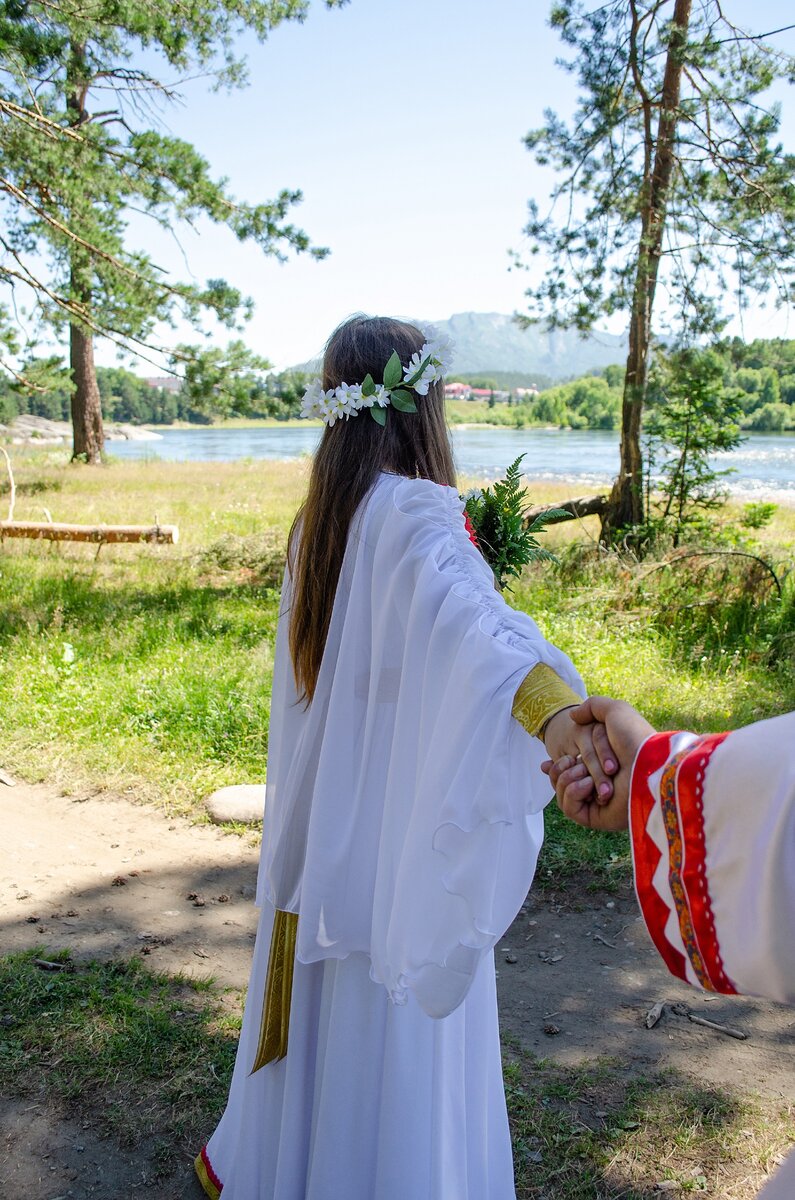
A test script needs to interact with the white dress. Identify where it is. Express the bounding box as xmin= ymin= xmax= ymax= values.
xmin=197 ymin=473 xmax=583 ymax=1199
